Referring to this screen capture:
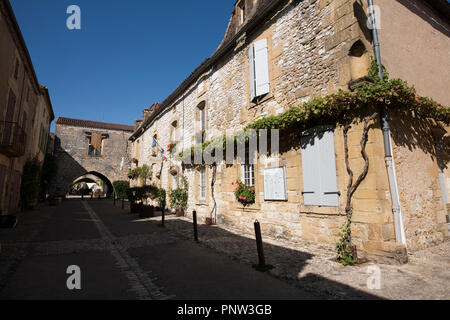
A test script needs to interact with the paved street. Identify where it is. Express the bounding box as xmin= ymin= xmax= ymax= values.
xmin=0 ymin=199 xmax=332 ymax=300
